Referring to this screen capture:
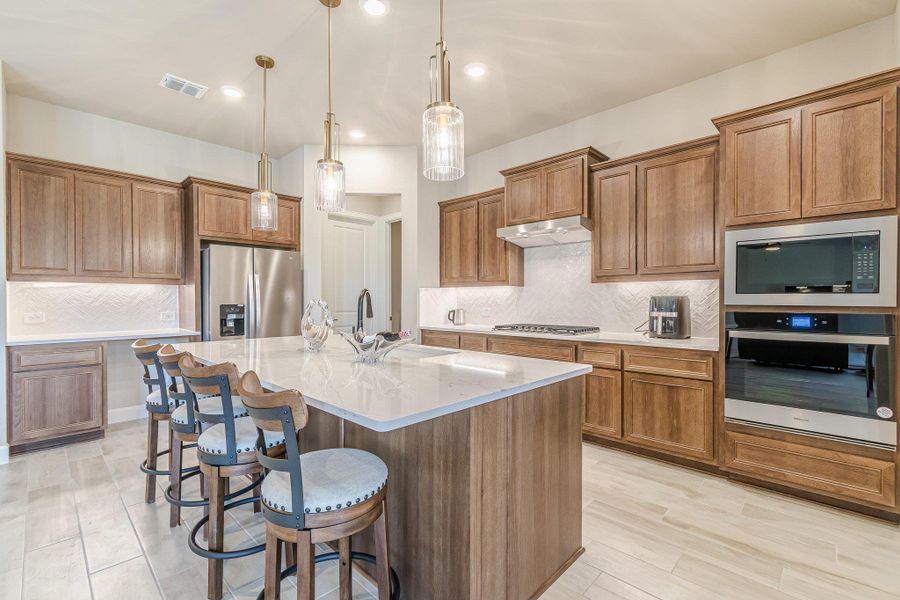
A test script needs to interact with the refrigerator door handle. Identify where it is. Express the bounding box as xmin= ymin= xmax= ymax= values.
xmin=254 ymin=273 xmax=262 ymax=337
xmin=246 ymin=272 xmax=256 ymax=339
